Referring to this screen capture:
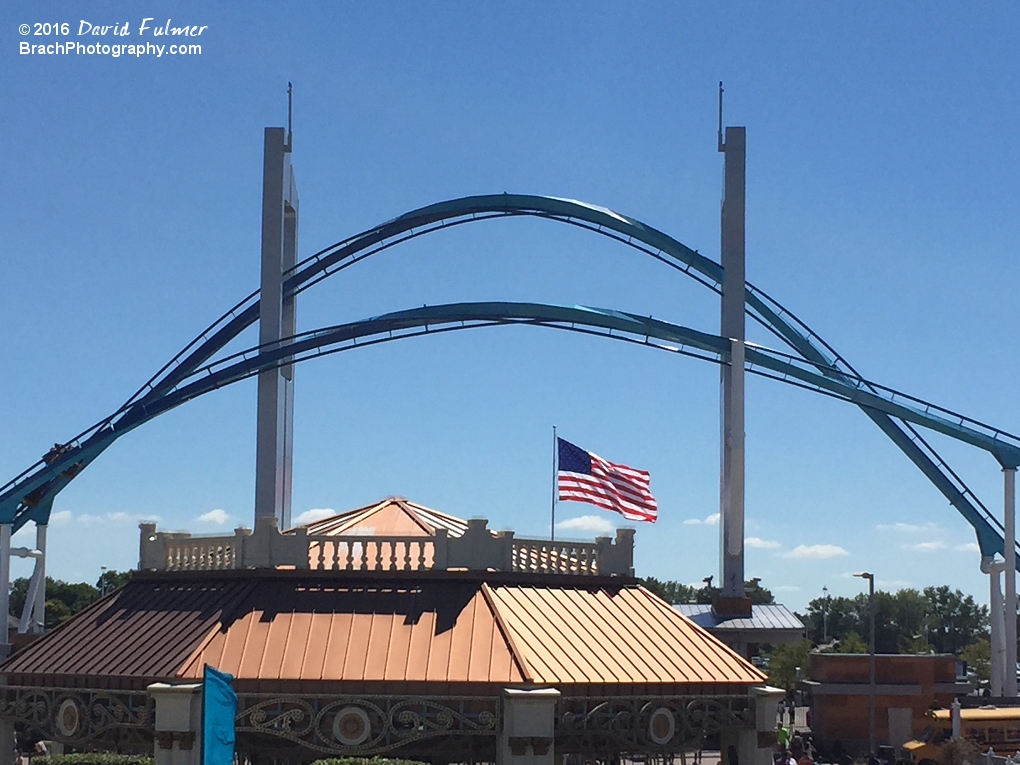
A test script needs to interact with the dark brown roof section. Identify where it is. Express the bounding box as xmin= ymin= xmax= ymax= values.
xmin=1 ymin=577 xmax=255 ymax=689
xmin=1 ymin=571 xmax=764 ymax=694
